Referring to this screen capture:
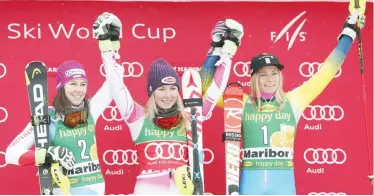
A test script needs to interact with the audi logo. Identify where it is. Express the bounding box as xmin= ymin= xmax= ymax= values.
xmin=0 ymin=63 xmax=6 ymax=79
xmin=302 ymin=105 xmax=344 ymax=121
xmin=102 ymin=146 xmax=214 ymax=166
xmin=233 ymin=61 xmax=251 ymax=77
xmin=101 ymin=106 xmax=123 ymax=122
xmin=304 ymin=148 xmax=347 ymax=164
xmin=144 ymin=142 xmax=215 ymax=164
xmin=0 ymin=151 xmax=7 ymax=168
xmin=100 ymin=62 xmax=144 ymax=78
xmin=103 ymin=149 xmax=138 ymax=166
xmin=308 ymin=192 xmax=346 ymax=195
xmin=299 ymin=62 xmax=342 ymax=78
xmin=0 ymin=107 xmax=8 ymax=123
xmin=145 ymin=142 xmax=188 ymax=162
